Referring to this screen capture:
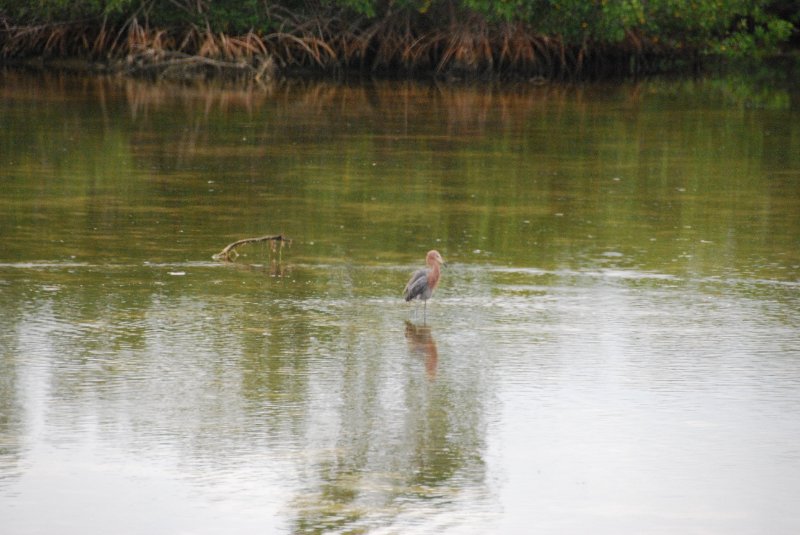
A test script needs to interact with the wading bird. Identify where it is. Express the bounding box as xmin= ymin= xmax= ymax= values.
xmin=403 ymin=250 xmax=446 ymax=318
